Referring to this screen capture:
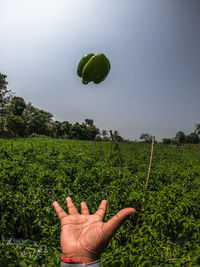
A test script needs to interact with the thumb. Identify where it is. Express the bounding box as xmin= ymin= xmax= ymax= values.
xmin=103 ymin=208 xmax=136 ymax=239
